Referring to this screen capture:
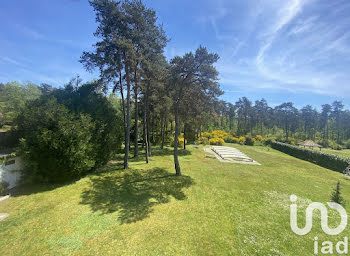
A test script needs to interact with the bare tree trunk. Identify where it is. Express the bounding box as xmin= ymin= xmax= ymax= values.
xmin=161 ymin=117 xmax=166 ymax=149
xmin=119 ymin=71 xmax=128 ymax=169
xmin=143 ymin=94 xmax=149 ymax=164
xmin=119 ymin=73 xmax=126 ymax=136
xmin=151 ymin=116 xmax=155 ymax=144
xmin=134 ymin=71 xmax=139 ymax=158
xmin=174 ymin=103 xmax=181 ymax=176
xmin=124 ymin=62 xmax=131 ymax=169
xmin=183 ymin=123 xmax=186 ymax=150
xmin=146 ymin=81 xmax=151 ymax=157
